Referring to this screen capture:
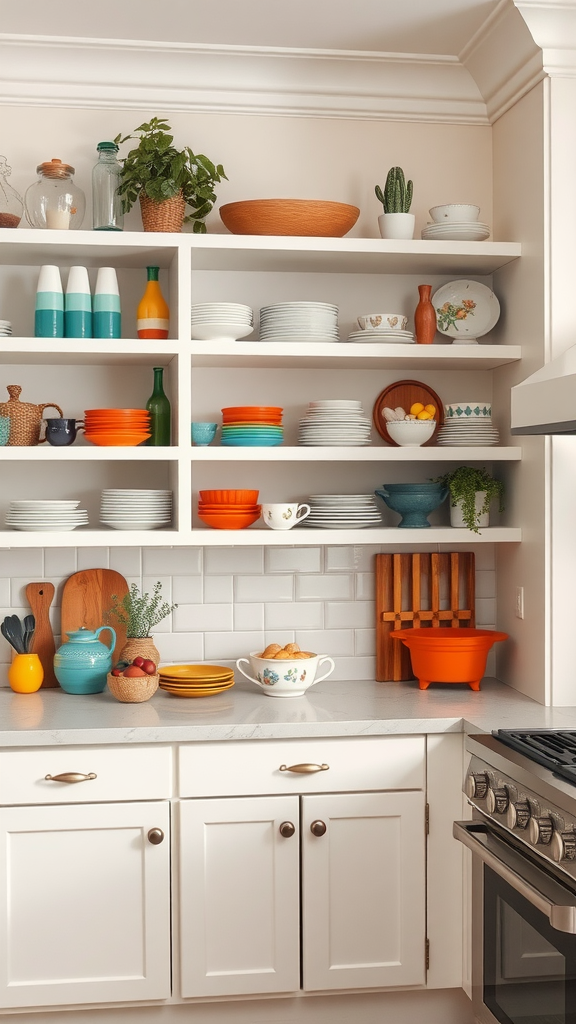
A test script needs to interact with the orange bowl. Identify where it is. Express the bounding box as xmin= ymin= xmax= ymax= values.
xmin=219 ymin=200 xmax=360 ymax=237
xmin=198 ymin=503 xmax=260 ymax=512
xmin=199 ymin=490 xmax=259 ymax=505
xmin=198 ymin=510 xmax=261 ymax=530
xmin=85 ymin=408 xmax=149 ymax=417
xmin=392 ymin=628 xmax=508 ymax=691
xmin=85 ymin=431 xmax=151 ymax=446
